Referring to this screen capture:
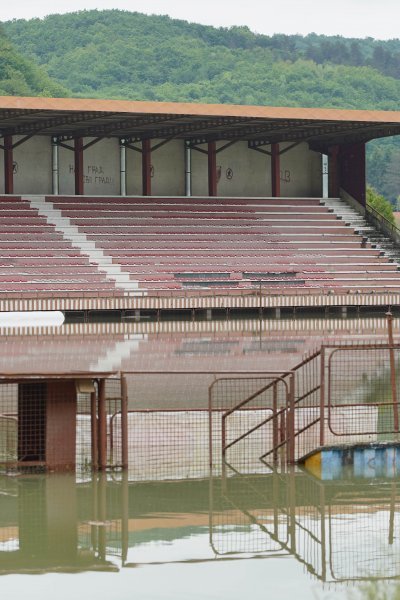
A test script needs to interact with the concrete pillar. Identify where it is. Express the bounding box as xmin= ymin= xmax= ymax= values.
xmin=52 ymin=139 xmax=59 ymax=195
xmin=185 ymin=141 xmax=192 ymax=197
xmin=322 ymin=154 xmax=329 ymax=199
xmin=328 ymin=145 xmax=340 ymax=198
xmin=120 ymin=141 xmax=127 ymax=196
